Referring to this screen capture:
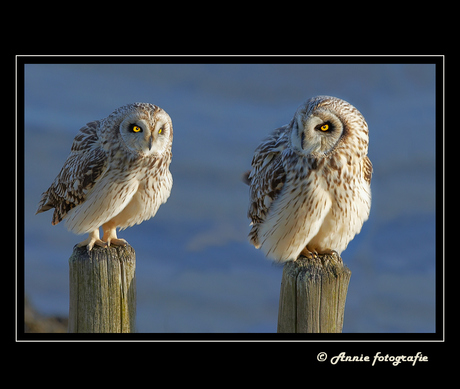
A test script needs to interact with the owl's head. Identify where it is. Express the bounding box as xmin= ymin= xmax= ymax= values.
xmin=111 ymin=103 xmax=173 ymax=157
xmin=290 ymin=95 xmax=368 ymax=157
